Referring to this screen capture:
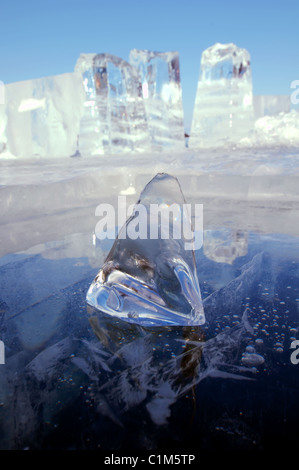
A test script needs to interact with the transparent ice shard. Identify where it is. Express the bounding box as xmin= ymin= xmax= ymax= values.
xmin=190 ymin=42 xmax=254 ymax=147
xmin=86 ymin=173 xmax=205 ymax=327
xmin=75 ymin=53 xmax=150 ymax=156
xmin=129 ymin=49 xmax=185 ymax=149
